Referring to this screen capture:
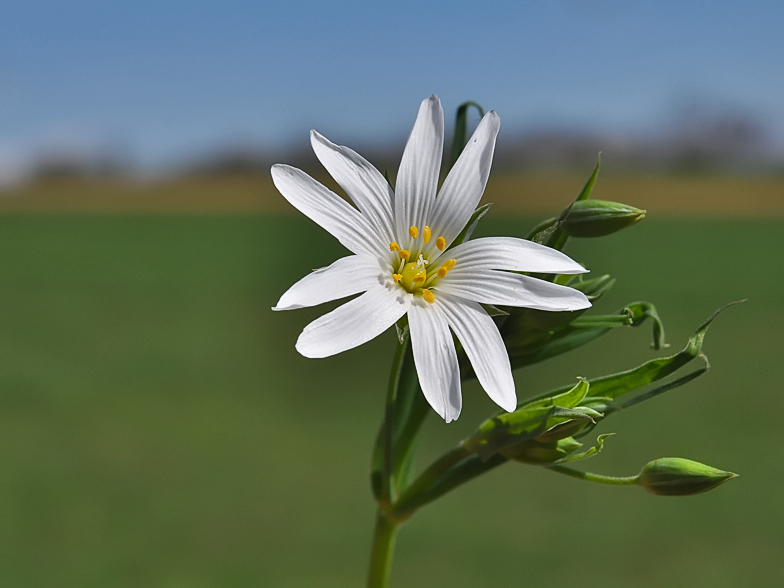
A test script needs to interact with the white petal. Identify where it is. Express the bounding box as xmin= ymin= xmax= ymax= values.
xmin=447 ymin=236 xmax=588 ymax=274
xmin=295 ymin=284 xmax=410 ymax=358
xmin=438 ymin=269 xmax=591 ymax=311
xmin=273 ymin=255 xmax=386 ymax=311
xmin=395 ymin=95 xmax=444 ymax=241
xmin=271 ymin=164 xmax=384 ymax=257
xmin=408 ymin=299 xmax=461 ymax=422
xmin=437 ymin=293 xmax=516 ymax=412
xmin=428 ymin=111 xmax=500 ymax=253
xmin=310 ymin=130 xmax=396 ymax=243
